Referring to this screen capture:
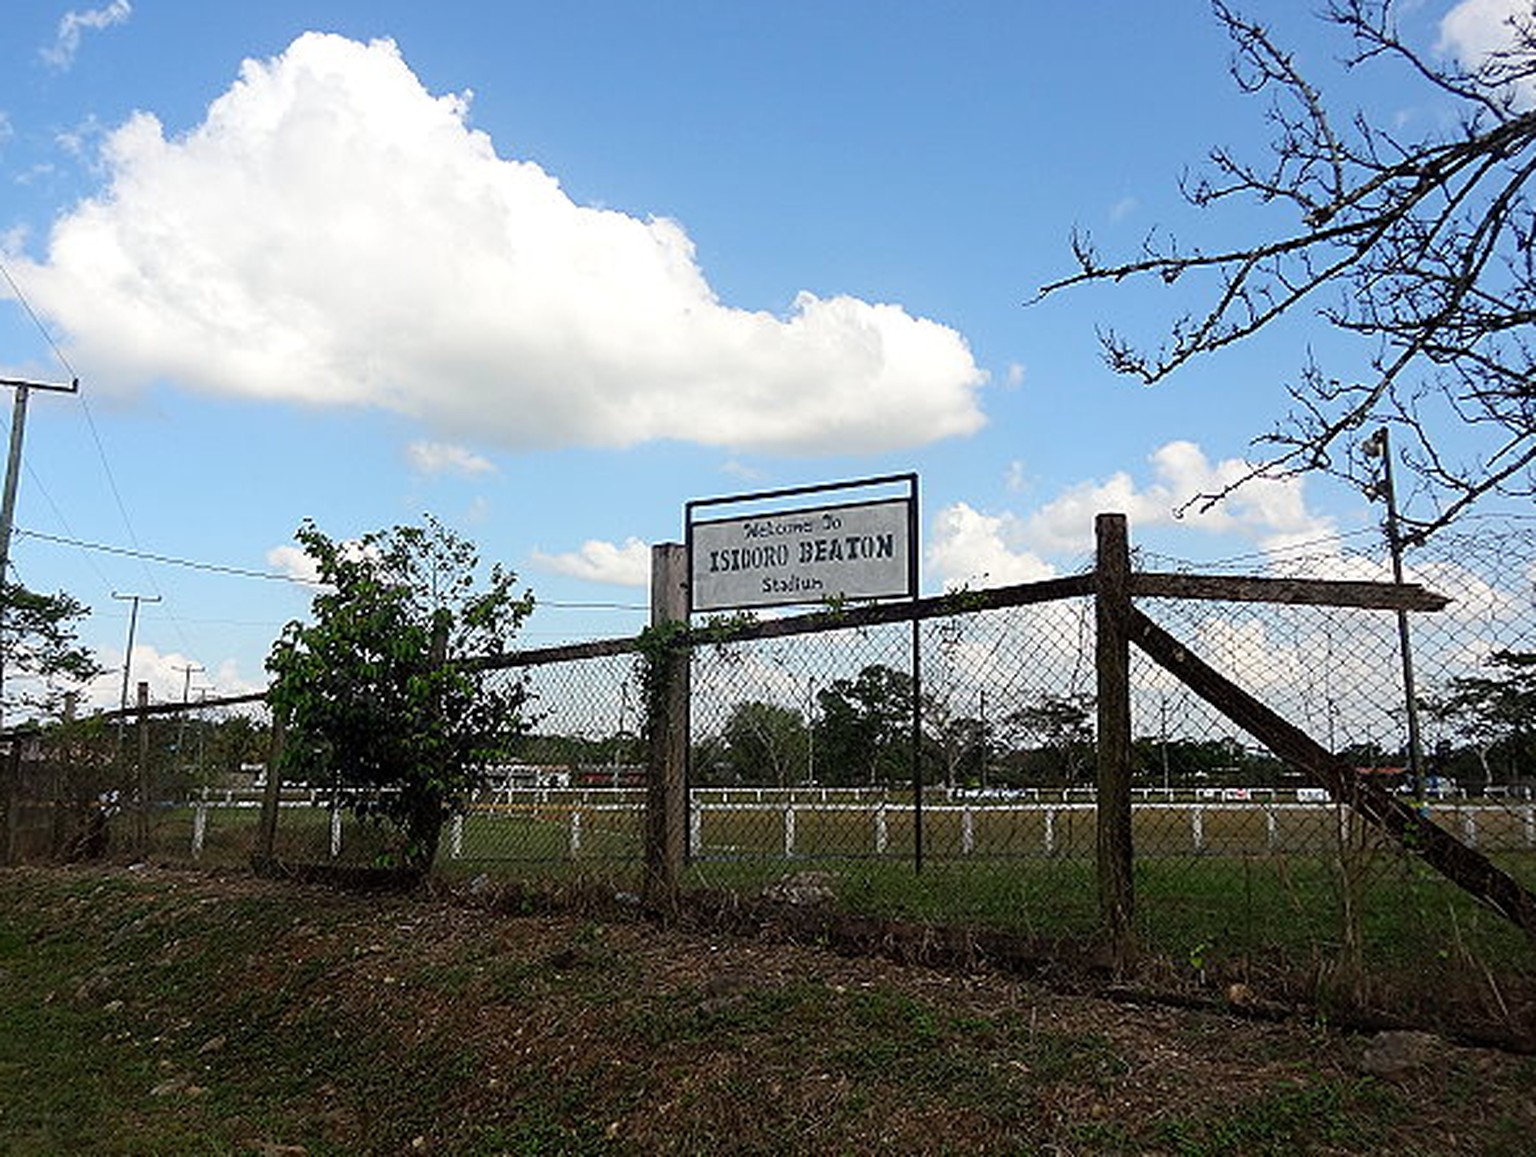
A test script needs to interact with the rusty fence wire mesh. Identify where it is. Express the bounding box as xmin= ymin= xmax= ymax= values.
xmin=685 ymin=599 xmax=1098 ymax=862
